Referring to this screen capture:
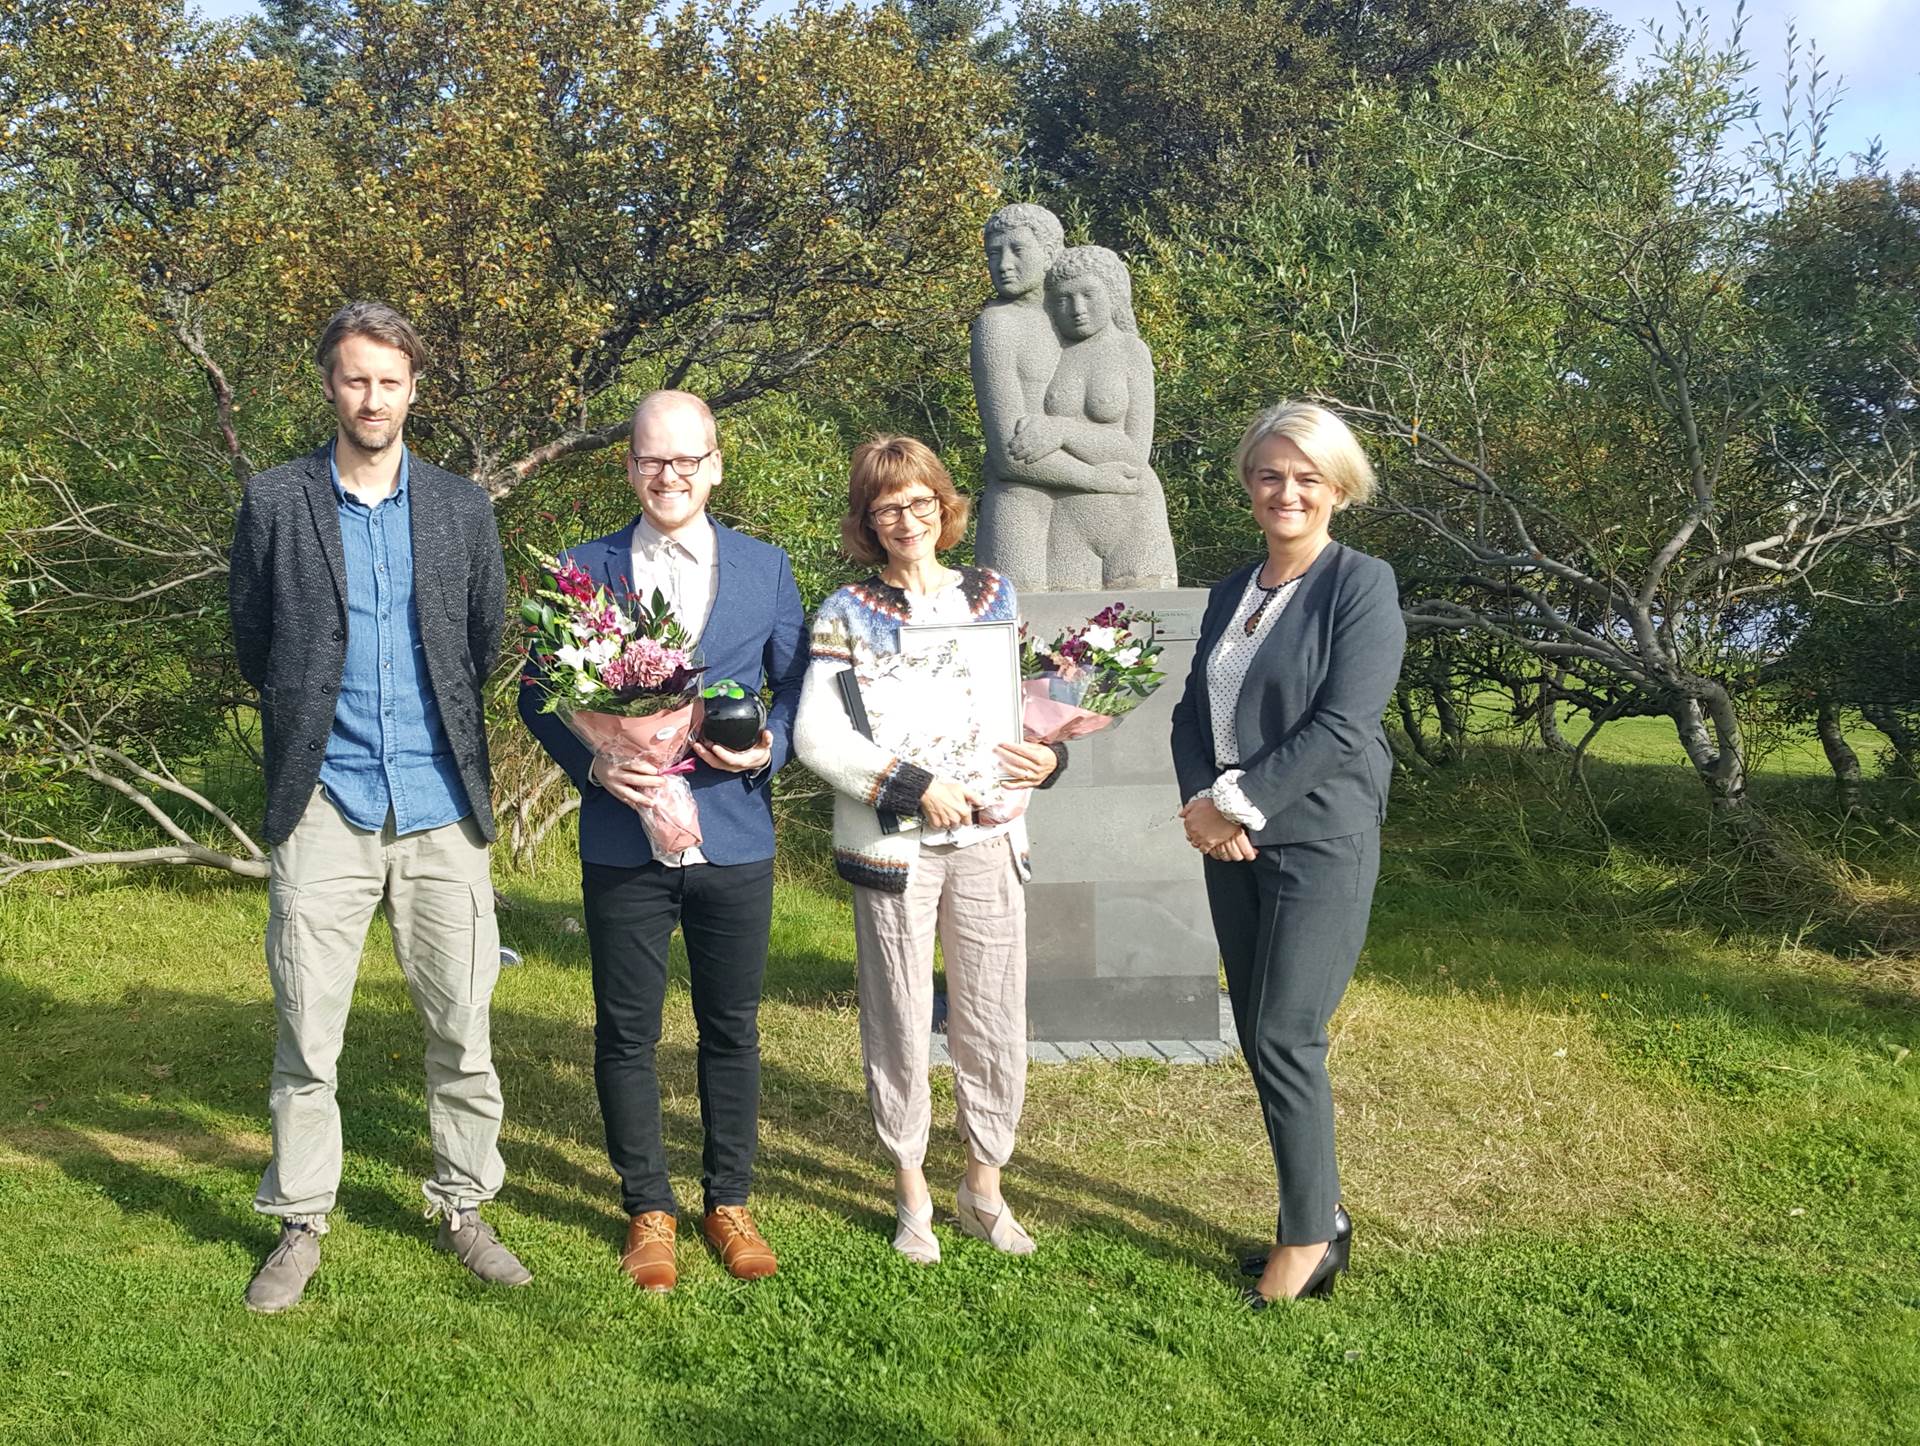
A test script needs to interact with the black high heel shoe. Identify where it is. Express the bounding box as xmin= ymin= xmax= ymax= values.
xmin=1240 ymin=1205 xmax=1352 ymax=1310
xmin=1239 ymin=1203 xmax=1351 ymax=1277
